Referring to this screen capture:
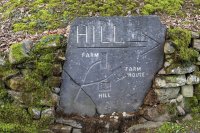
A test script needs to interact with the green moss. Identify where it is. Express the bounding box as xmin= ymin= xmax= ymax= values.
xmin=9 ymin=43 xmax=28 ymax=64
xmin=193 ymin=0 xmax=200 ymax=6
xmin=168 ymin=28 xmax=191 ymax=48
xmin=1 ymin=0 xmax=136 ymax=33
xmin=167 ymin=103 xmax=177 ymax=115
xmin=0 ymin=104 xmax=31 ymax=124
xmin=0 ymin=122 xmax=36 ymax=133
xmin=34 ymin=35 xmax=65 ymax=53
xmin=168 ymin=28 xmax=199 ymax=63
xmin=195 ymin=84 xmax=200 ymax=100
xmin=184 ymin=96 xmax=199 ymax=112
xmin=179 ymin=47 xmax=199 ymax=62
xmin=36 ymin=62 xmax=53 ymax=77
xmin=142 ymin=0 xmax=184 ymax=15
xmin=0 ymin=104 xmax=52 ymax=132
